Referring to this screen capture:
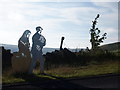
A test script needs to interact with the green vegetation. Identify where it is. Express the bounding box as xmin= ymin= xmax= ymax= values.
xmin=90 ymin=14 xmax=107 ymax=50
xmin=2 ymin=41 xmax=120 ymax=85
xmin=46 ymin=60 xmax=119 ymax=78
xmin=3 ymin=45 xmax=120 ymax=84
xmin=3 ymin=60 xmax=119 ymax=84
xmin=45 ymin=48 xmax=119 ymax=68
xmin=2 ymin=45 xmax=120 ymax=84
xmin=3 ymin=69 xmax=57 ymax=84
